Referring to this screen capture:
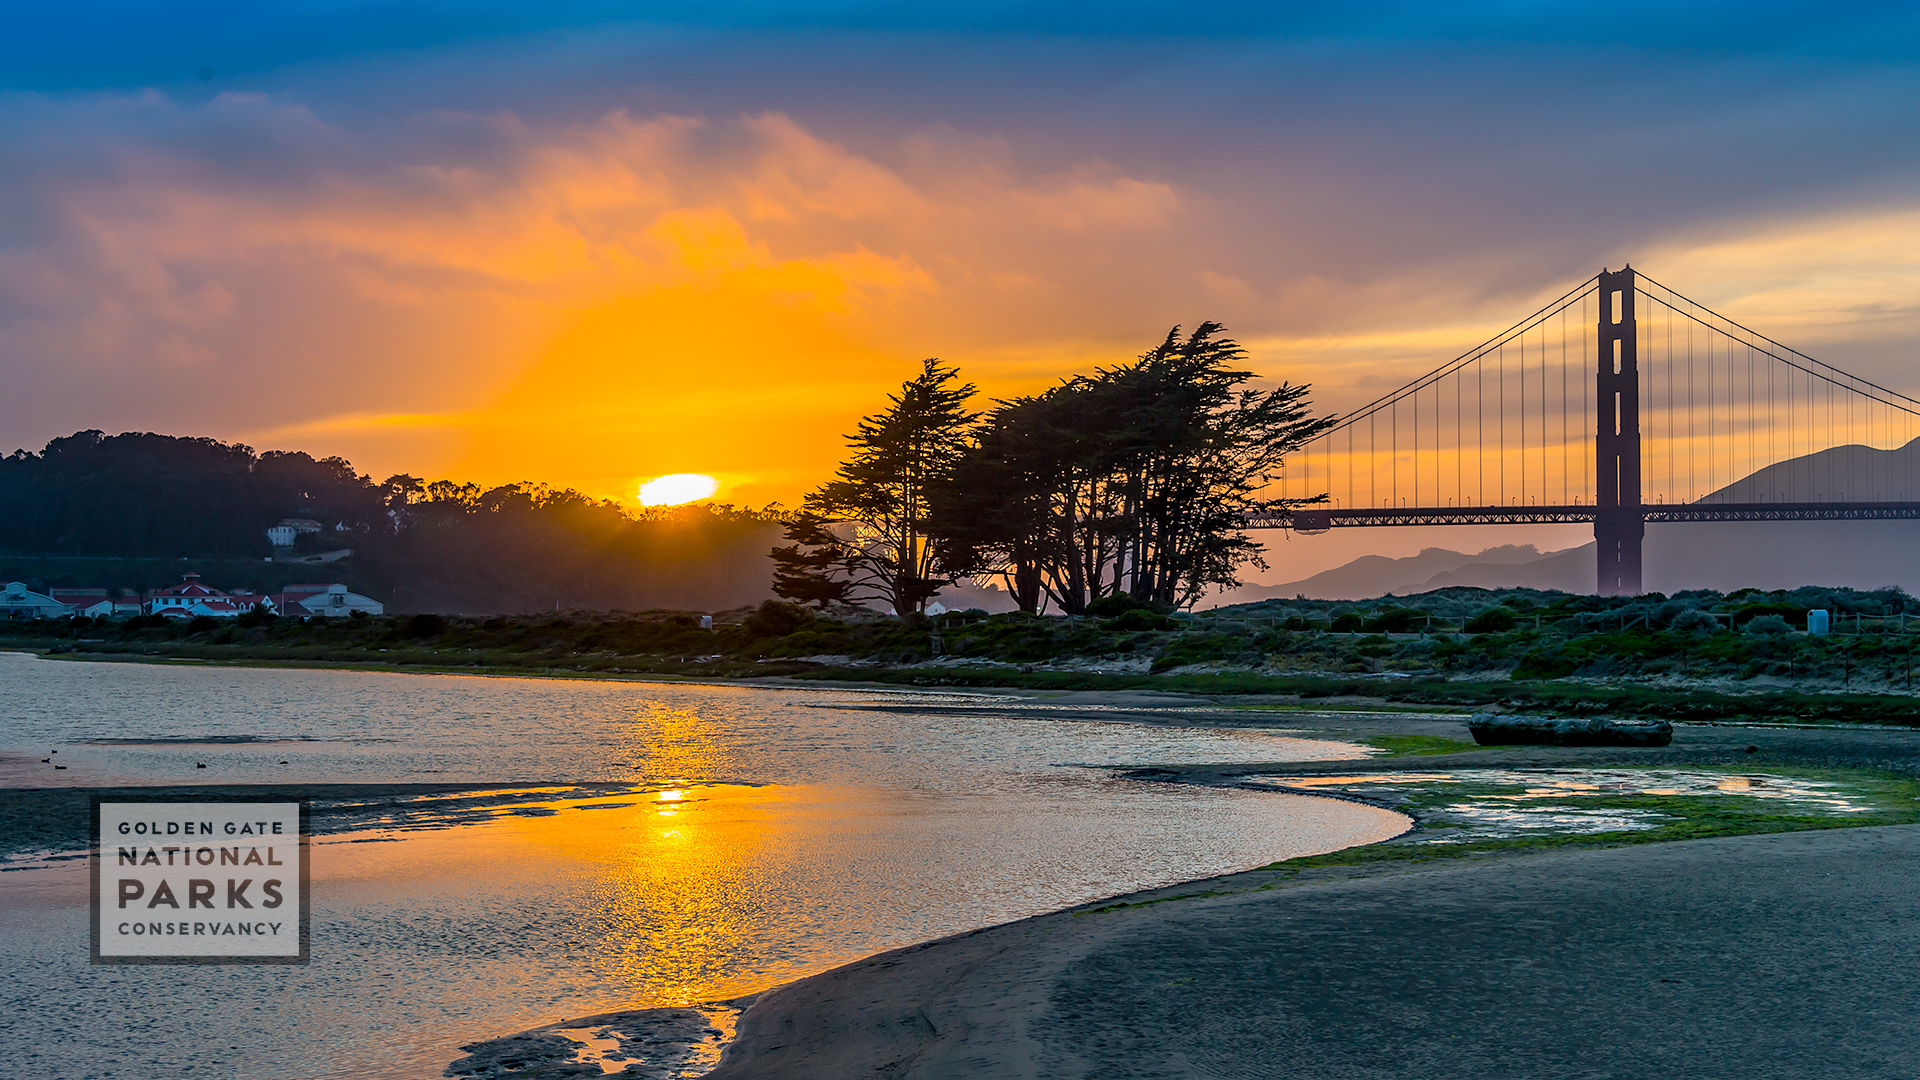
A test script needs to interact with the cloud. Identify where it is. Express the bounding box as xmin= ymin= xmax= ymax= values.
xmin=0 ymin=94 xmax=1211 ymax=501
xmin=5 ymin=35 xmax=1920 ymax=518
